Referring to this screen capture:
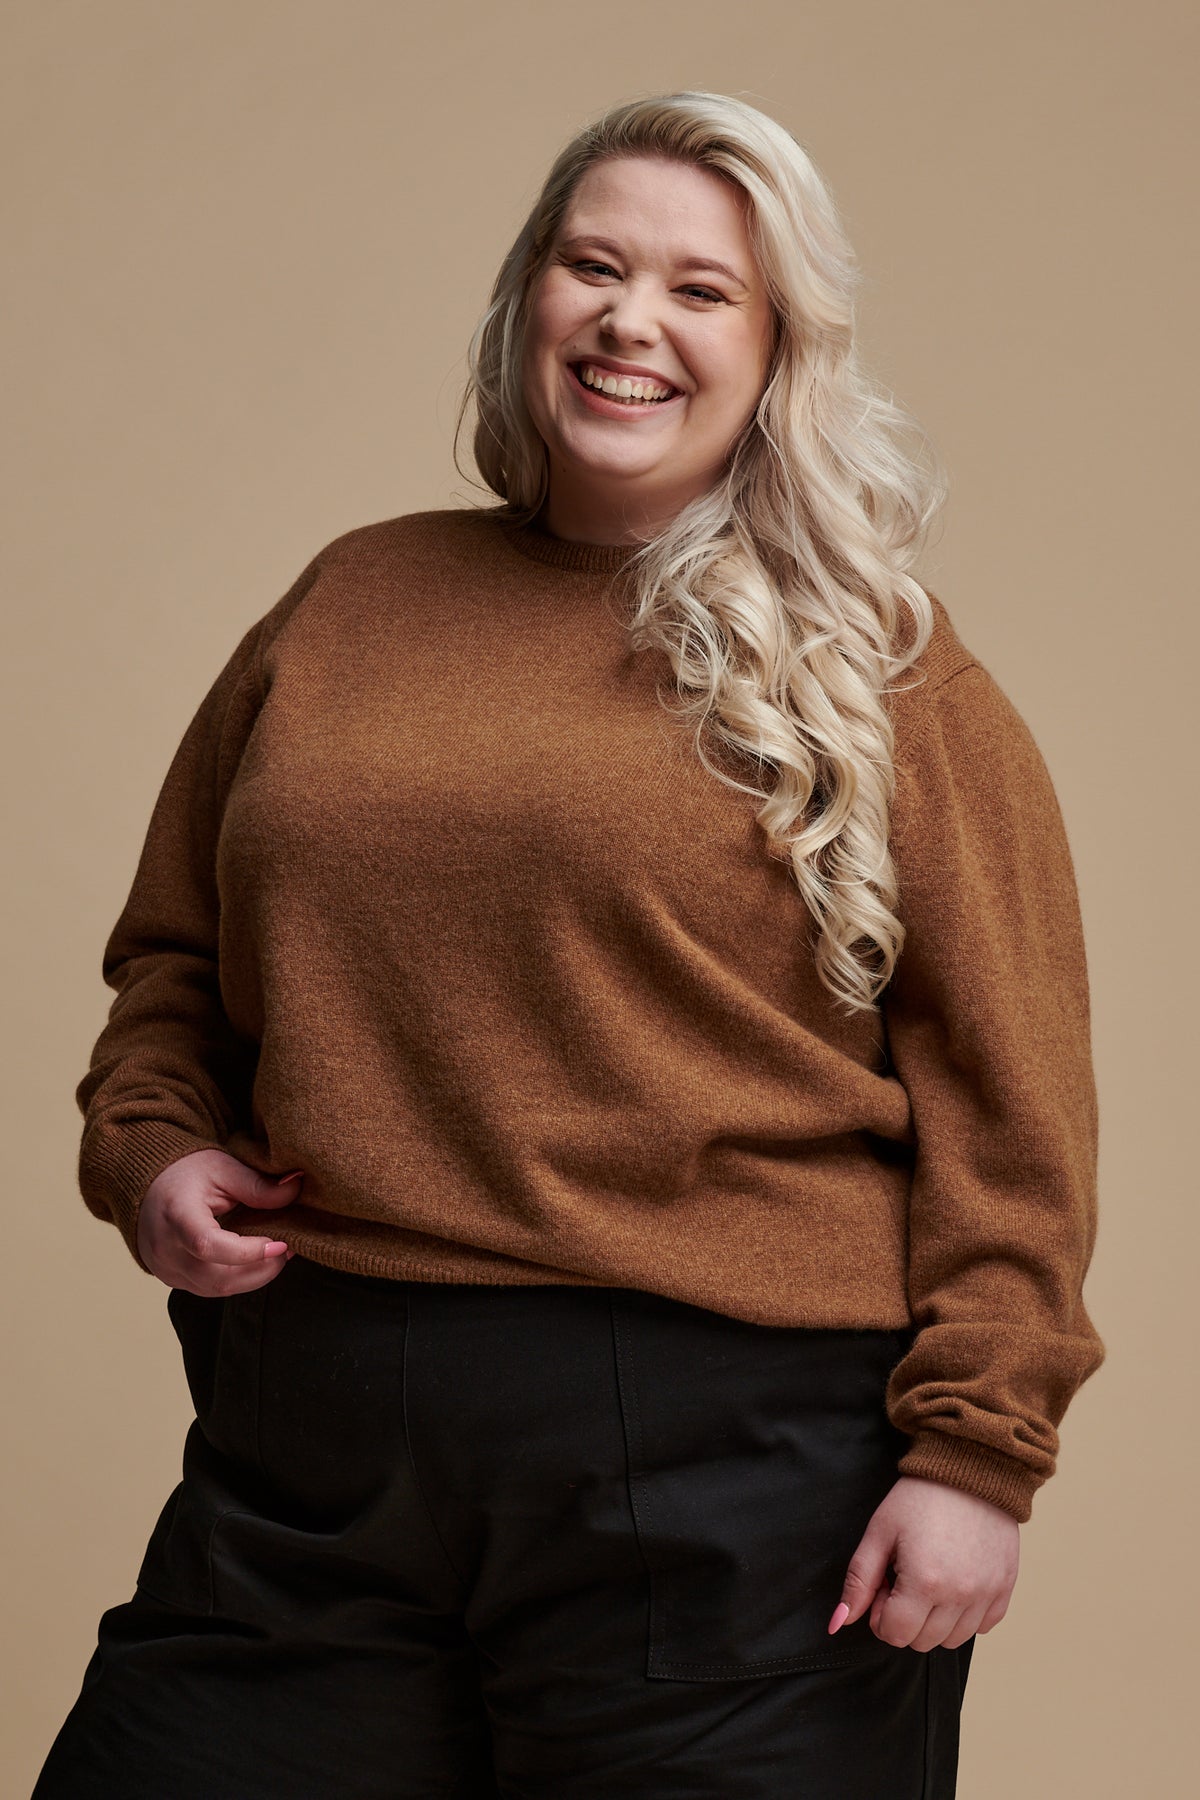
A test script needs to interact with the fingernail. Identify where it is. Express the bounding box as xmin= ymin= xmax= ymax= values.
xmin=276 ymin=1170 xmax=304 ymax=1182
xmin=265 ymin=1241 xmax=288 ymax=1254
xmin=828 ymin=1602 xmax=850 ymax=1635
